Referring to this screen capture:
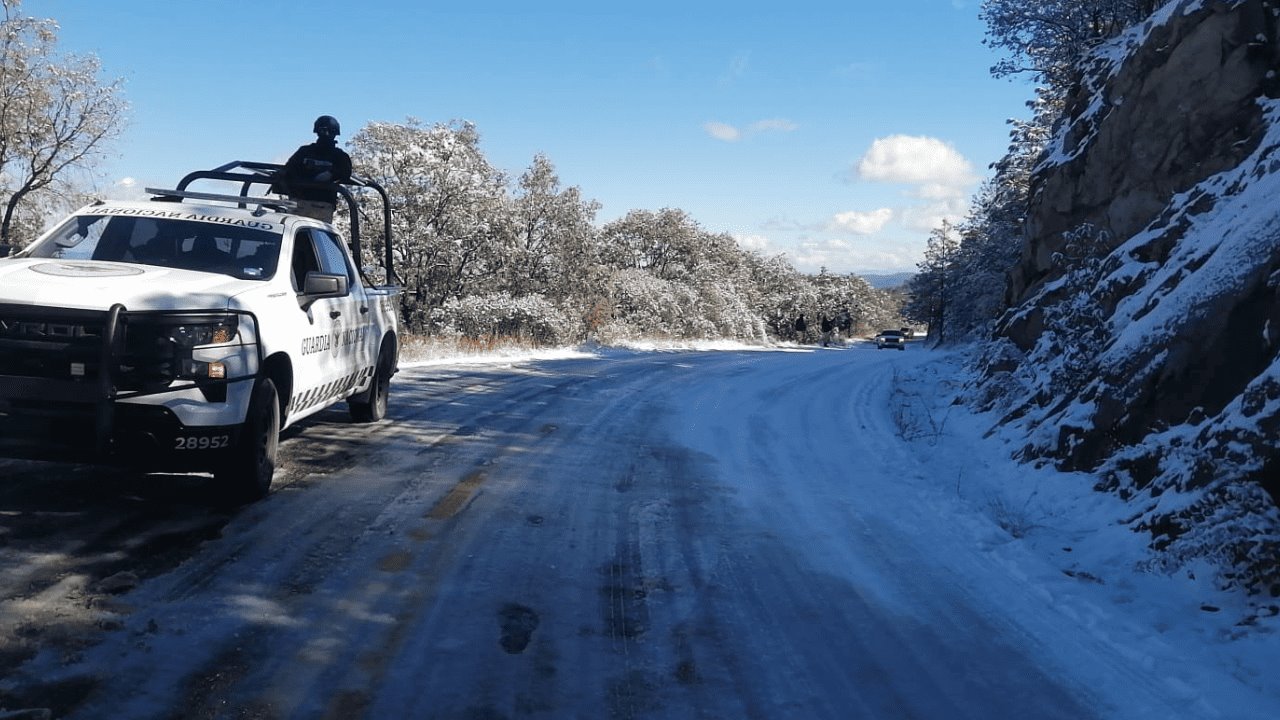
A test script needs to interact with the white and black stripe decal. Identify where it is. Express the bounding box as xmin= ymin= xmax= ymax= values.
xmin=288 ymin=365 xmax=374 ymax=415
